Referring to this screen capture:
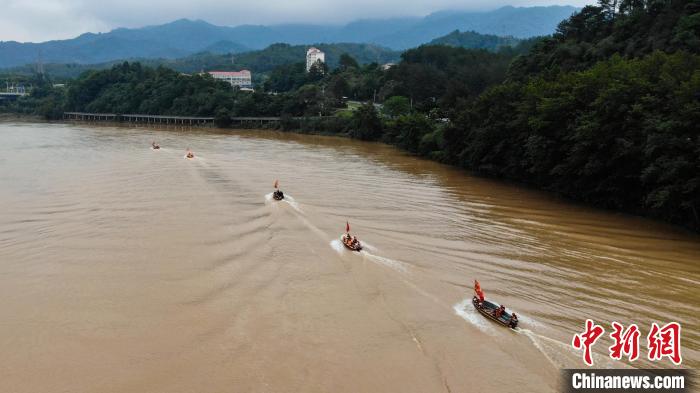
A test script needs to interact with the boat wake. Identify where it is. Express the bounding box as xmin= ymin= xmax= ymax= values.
xmin=516 ymin=313 xmax=545 ymax=329
xmin=185 ymin=155 xmax=206 ymax=165
xmin=329 ymin=238 xmax=408 ymax=274
xmin=359 ymin=240 xmax=378 ymax=251
xmin=330 ymin=239 xmax=345 ymax=253
xmin=283 ymin=195 xmax=302 ymax=212
xmin=453 ymin=297 xmax=495 ymax=334
xmin=361 ymin=251 xmax=409 ymax=273
xmin=517 ymin=328 xmax=629 ymax=370
xmin=264 ymin=193 xmax=302 ymax=212
xmin=453 ymin=294 xmax=628 ymax=369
